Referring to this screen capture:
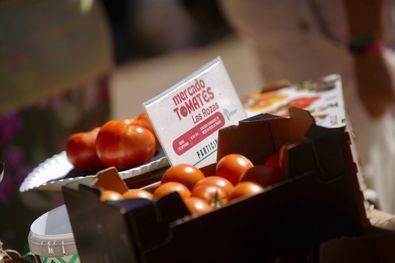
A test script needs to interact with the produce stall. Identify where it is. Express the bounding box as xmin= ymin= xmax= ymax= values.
xmin=12 ymin=60 xmax=395 ymax=262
